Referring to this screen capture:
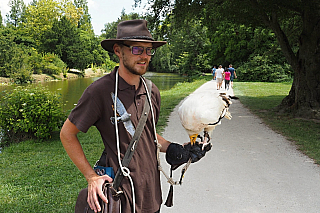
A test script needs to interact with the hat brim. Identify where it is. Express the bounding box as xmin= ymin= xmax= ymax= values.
xmin=101 ymin=39 xmax=167 ymax=53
